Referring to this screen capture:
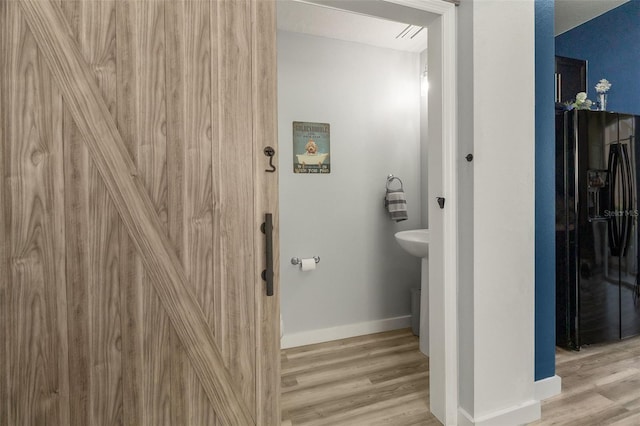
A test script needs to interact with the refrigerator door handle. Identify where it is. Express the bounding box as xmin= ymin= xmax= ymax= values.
xmin=620 ymin=144 xmax=633 ymax=256
xmin=608 ymin=145 xmax=622 ymax=256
